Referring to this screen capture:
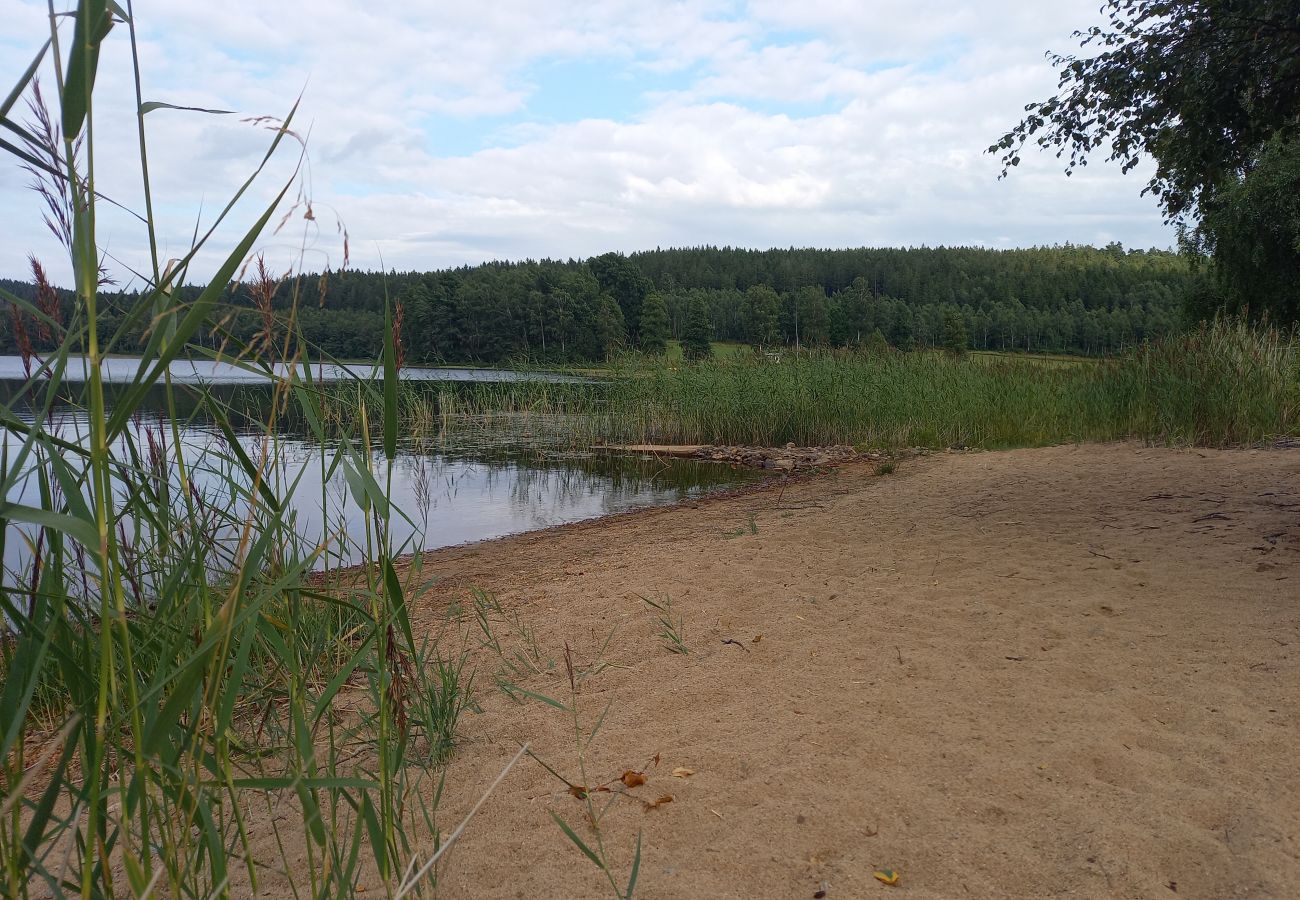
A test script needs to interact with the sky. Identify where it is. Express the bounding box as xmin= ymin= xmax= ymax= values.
xmin=0 ymin=1 xmax=1176 ymax=287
